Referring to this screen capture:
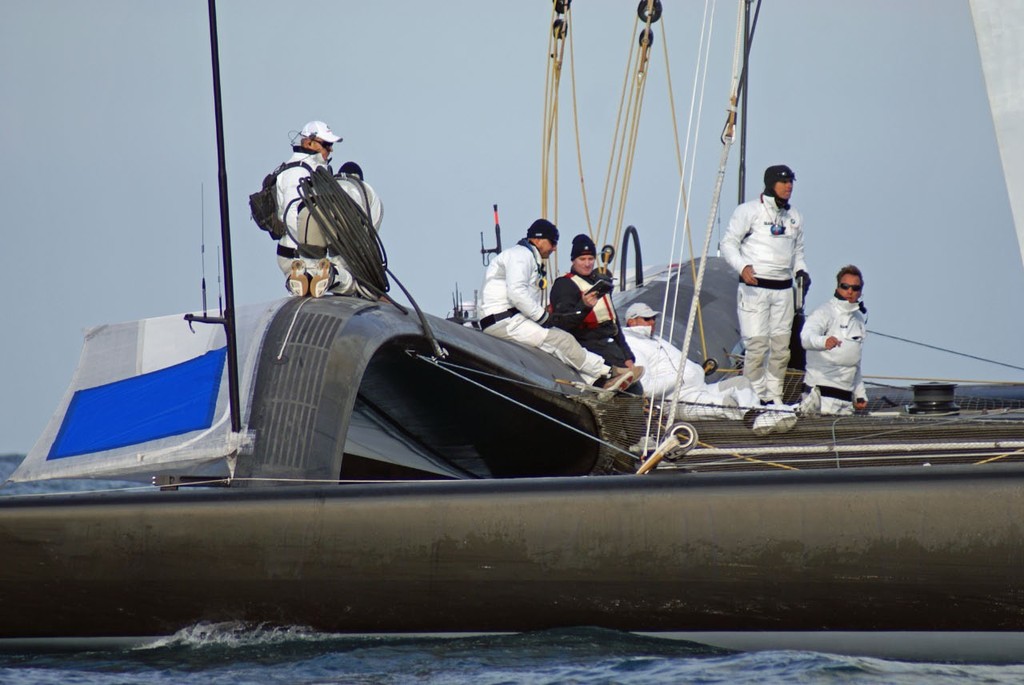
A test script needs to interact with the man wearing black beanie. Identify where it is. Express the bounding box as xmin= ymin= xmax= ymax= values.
xmin=478 ymin=221 xmax=639 ymax=394
xmin=720 ymin=164 xmax=810 ymax=405
xmin=549 ymin=233 xmax=644 ymax=391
